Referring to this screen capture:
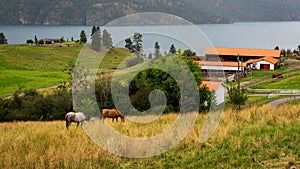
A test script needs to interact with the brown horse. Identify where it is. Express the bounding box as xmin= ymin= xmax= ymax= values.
xmin=101 ymin=109 xmax=125 ymax=122
xmin=65 ymin=112 xmax=92 ymax=129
